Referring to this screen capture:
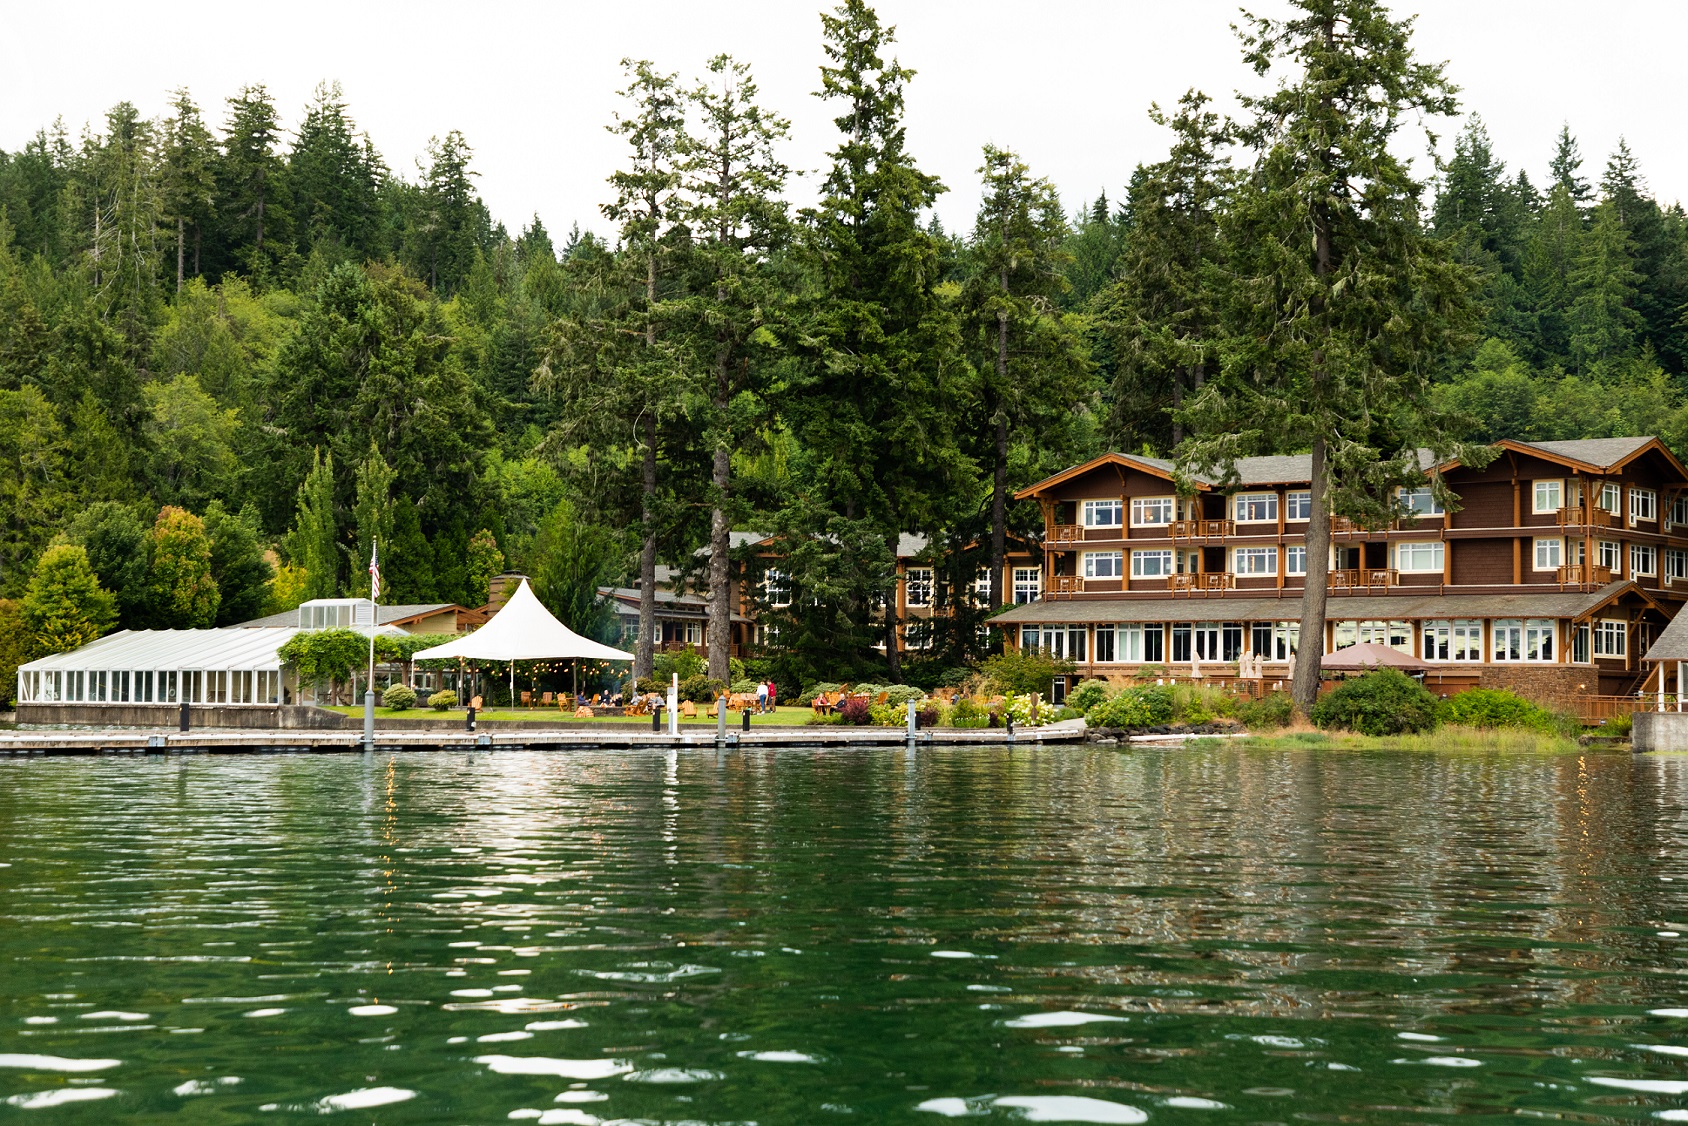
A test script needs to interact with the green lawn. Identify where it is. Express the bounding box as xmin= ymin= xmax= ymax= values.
xmin=322 ymin=705 xmax=810 ymax=726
